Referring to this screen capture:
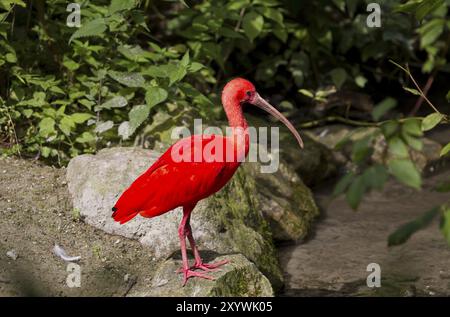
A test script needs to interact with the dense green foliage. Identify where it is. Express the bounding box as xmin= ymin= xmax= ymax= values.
xmin=0 ymin=0 xmax=449 ymax=245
